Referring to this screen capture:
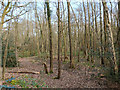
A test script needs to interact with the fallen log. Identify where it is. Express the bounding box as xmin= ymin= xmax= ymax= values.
xmin=8 ymin=71 xmax=40 ymax=74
